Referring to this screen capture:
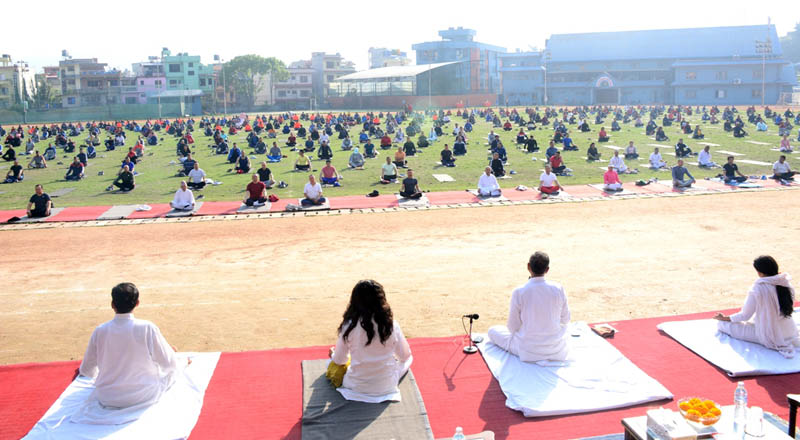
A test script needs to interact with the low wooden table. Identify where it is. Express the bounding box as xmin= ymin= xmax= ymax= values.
xmin=621 ymin=405 xmax=792 ymax=440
